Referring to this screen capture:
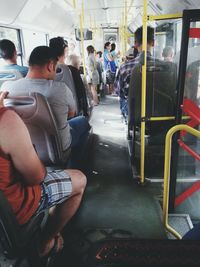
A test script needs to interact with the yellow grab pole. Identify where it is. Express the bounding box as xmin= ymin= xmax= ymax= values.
xmin=73 ymin=0 xmax=76 ymax=8
xmin=121 ymin=23 xmax=124 ymax=58
xmin=90 ymin=14 xmax=92 ymax=31
xmin=121 ymin=12 xmax=125 ymax=58
xmin=140 ymin=0 xmax=148 ymax=184
xmin=124 ymin=0 xmax=128 ymax=53
xmin=93 ymin=16 xmax=97 ymax=48
xmin=79 ymin=13 xmax=86 ymax=78
xmin=163 ymin=124 xmax=200 ymax=239
xmin=82 ymin=0 xmax=84 ymax=24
